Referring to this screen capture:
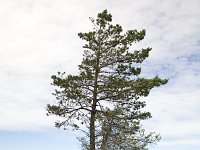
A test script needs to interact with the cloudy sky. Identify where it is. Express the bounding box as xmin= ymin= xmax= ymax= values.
xmin=0 ymin=0 xmax=199 ymax=149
